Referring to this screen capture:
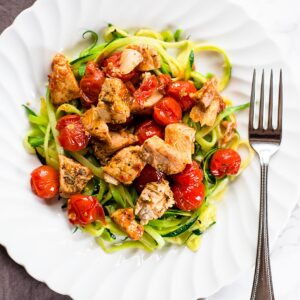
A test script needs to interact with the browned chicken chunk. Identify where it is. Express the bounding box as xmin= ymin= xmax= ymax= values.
xmin=141 ymin=136 xmax=186 ymax=175
xmin=103 ymin=146 xmax=146 ymax=185
xmin=48 ymin=54 xmax=80 ymax=105
xmin=98 ymin=78 xmax=131 ymax=124
xmin=58 ymin=155 xmax=93 ymax=198
xmin=165 ymin=123 xmax=195 ymax=165
xmin=135 ymin=179 xmax=175 ymax=225
xmin=111 ymin=208 xmax=144 ymax=240
xmin=92 ymin=130 xmax=138 ymax=165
